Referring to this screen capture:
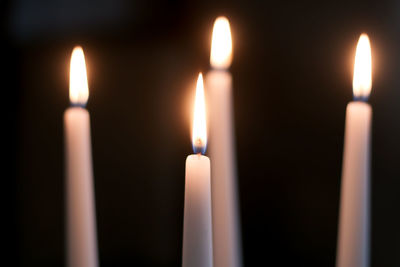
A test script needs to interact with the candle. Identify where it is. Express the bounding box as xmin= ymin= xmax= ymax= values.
xmin=64 ymin=46 xmax=99 ymax=267
xmin=336 ymin=34 xmax=372 ymax=267
xmin=206 ymin=16 xmax=242 ymax=267
xmin=182 ymin=73 xmax=213 ymax=267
